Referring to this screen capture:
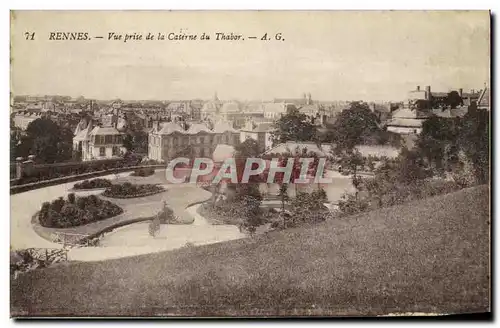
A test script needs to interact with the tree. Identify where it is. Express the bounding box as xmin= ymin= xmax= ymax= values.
xmin=289 ymin=188 xmax=329 ymax=226
xmin=416 ymin=116 xmax=461 ymax=174
xmin=17 ymin=118 xmax=73 ymax=163
xmin=271 ymin=107 xmax=317 ymax=145
xmin=123 ymin=134 xmax=133 ymax=152
xmin=326 ymin=101 xmax=380 ymax=149
xmin=457 ymin=107 xmax=489 ymax=184
xmin=235 ymin=138 xmax=261 ymax=158
xmin=396 ymin=147 xmax=431 ymax=184
xmin=335 ymin=148 xmax=364 ymax=198
xmin=148 ymin=215 xmax=161 ymax=237
xmin=277 ymin=183 xmax=289 ymax=227
xmin=446 ymin=91 xmax=464 ymax=109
